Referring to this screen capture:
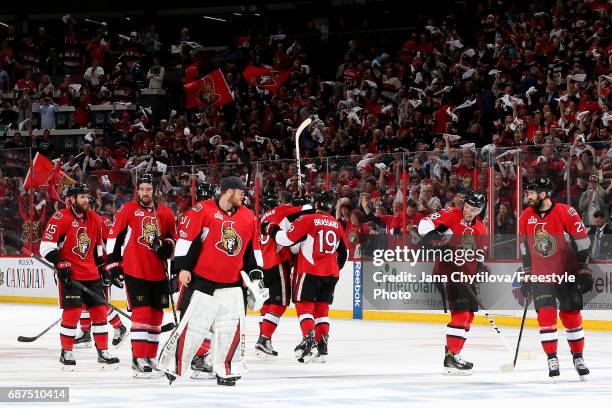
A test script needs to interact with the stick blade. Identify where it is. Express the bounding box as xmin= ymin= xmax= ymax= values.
xmin=500 ymin=362 xmax=515 ymax=372
xmin=296 ymin=118 xmax=312 ymax=137
xmin=17 ymin=336 xmax=36 ymax=342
